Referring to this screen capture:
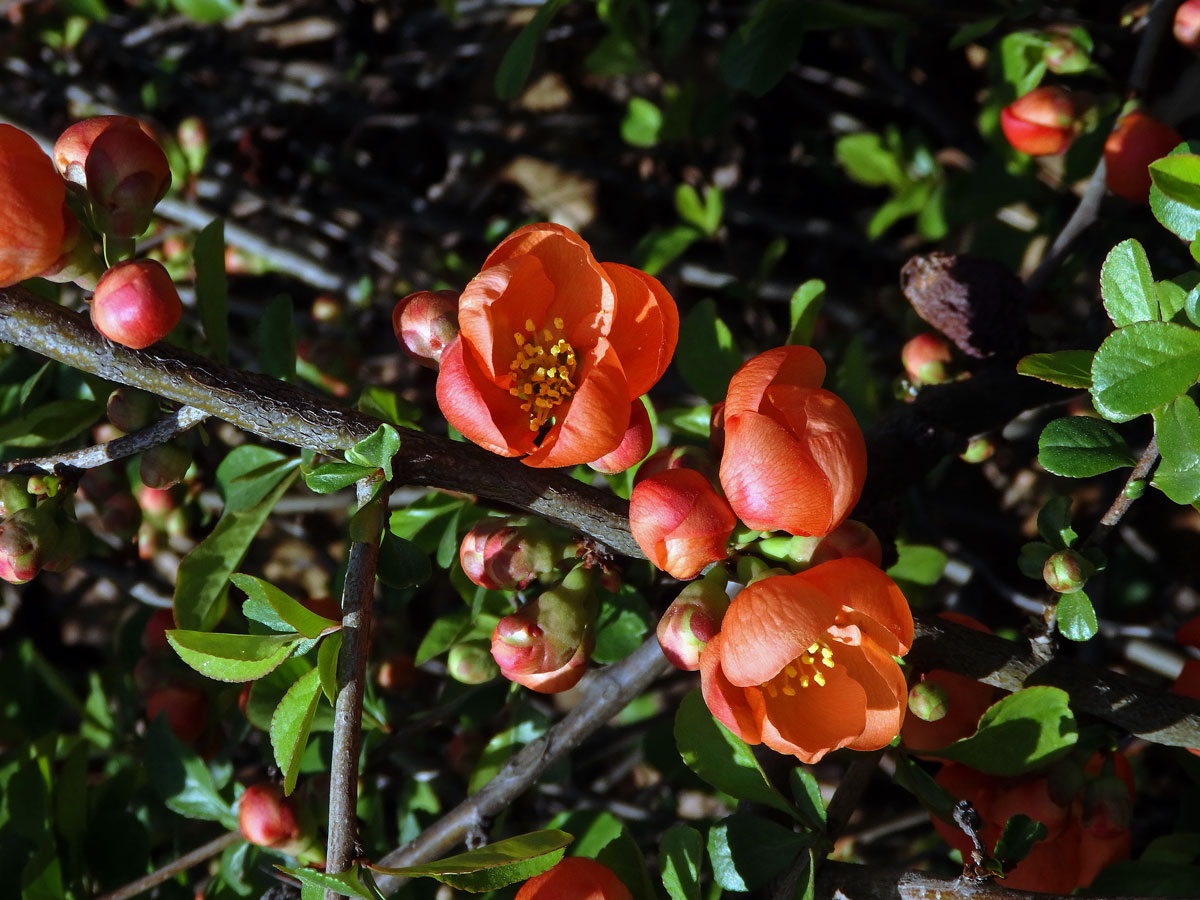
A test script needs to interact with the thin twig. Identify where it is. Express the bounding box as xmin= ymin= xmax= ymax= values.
xmin=1085 ymin=436 xmax=1160 ymax=548
xmin=0 ymin=406 xmax=209 ymax=476
xmin=91 ymin=830 xmax=241 ymax=900
xmin=325 ymin=478 xmax=388 ymax=898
